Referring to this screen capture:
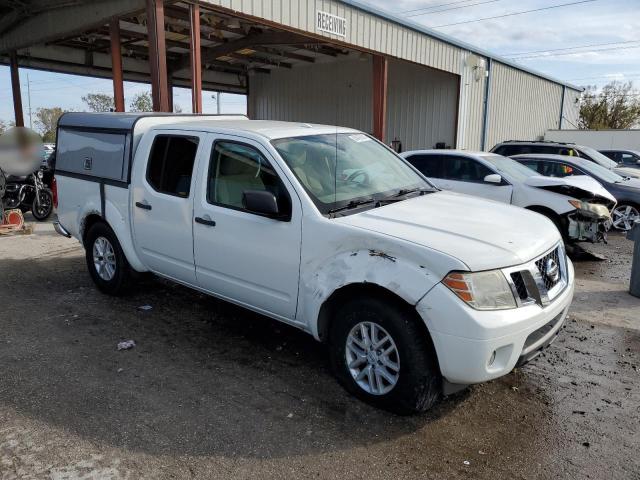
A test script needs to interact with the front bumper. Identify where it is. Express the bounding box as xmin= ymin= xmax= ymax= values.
xmin=416 ymin=259 xmax=574 ymax=385
xmin=53 ymin=221 xmax=71 ymax=238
